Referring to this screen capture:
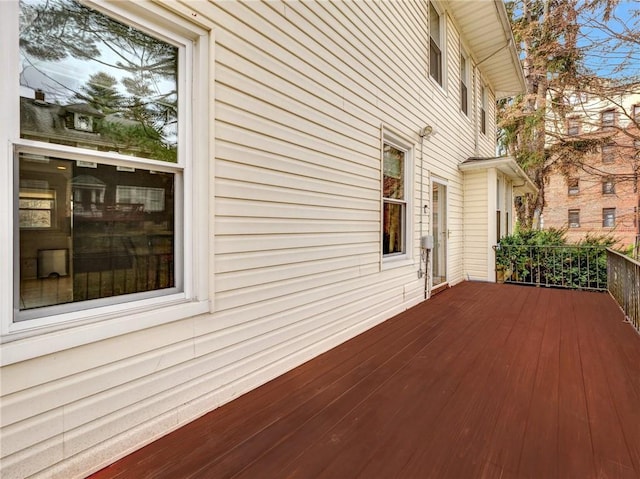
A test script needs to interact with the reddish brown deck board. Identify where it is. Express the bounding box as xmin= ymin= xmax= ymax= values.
xmin=265 ymin=283 xmax=500 ymax=479
xmin=89 ymin=282 xmax=640 ymax=479
xmin=557 ymin=291 xmax=595 ymax=479
xmin=231 ymin=284 xmax=490 ymax=478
